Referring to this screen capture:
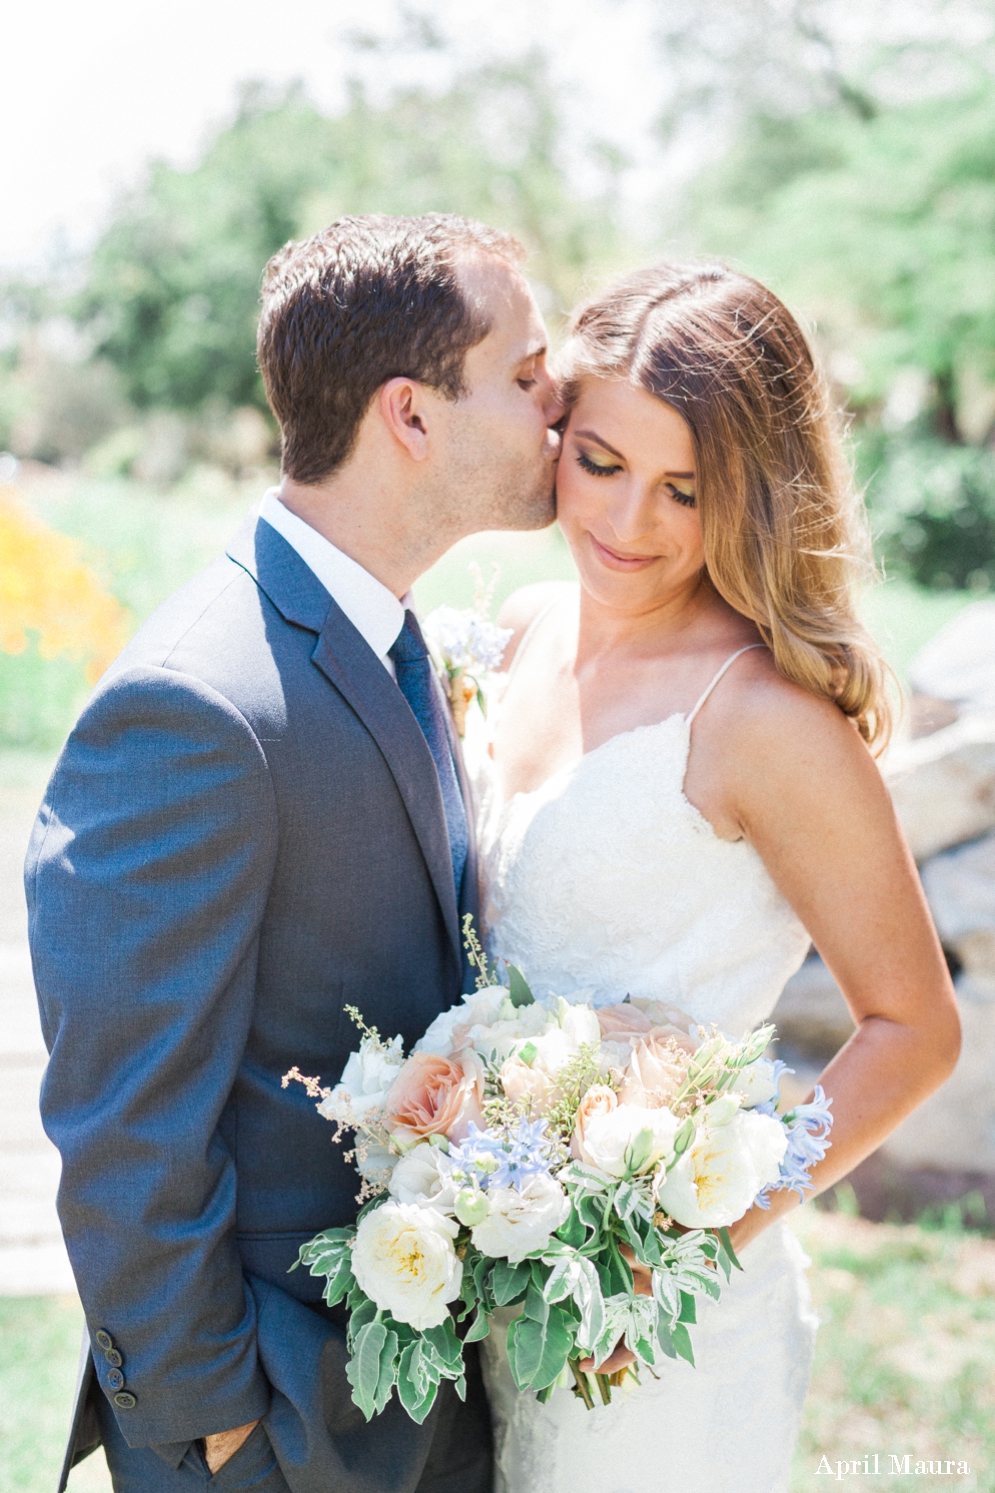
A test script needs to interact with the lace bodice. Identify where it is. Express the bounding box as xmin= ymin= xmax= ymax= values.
xmin=480 ymin=649 xmax=811 ymax=1037
xmin=477 ymin=632 xmax=818 ymax=1493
